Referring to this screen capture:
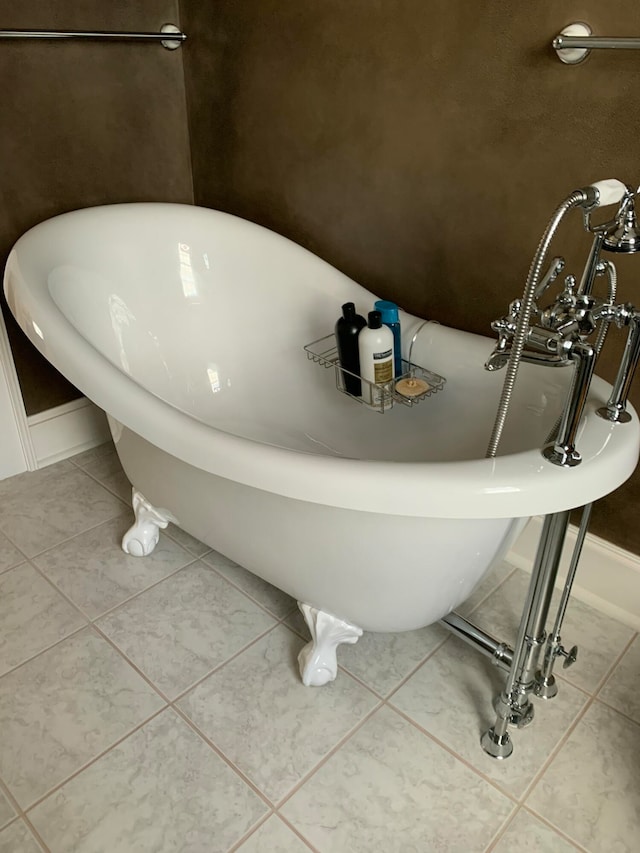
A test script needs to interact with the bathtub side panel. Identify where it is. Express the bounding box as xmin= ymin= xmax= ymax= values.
xmin=112 ymin=422 xmax=524 ymax=632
